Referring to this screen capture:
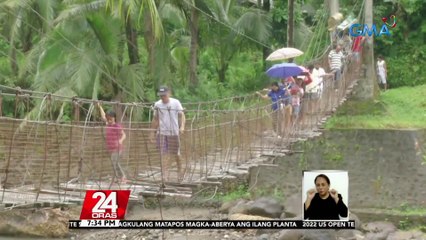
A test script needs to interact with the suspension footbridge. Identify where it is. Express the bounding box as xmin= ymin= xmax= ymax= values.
xmin=0 ymin=48 xmax=363 ymax=208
